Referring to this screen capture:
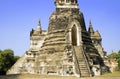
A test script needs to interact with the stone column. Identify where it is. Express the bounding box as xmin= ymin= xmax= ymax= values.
xmin=68 ymin=29 xmax=72 ymax=45
xmin=79 ymin=27 xmax=83 ymax=46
